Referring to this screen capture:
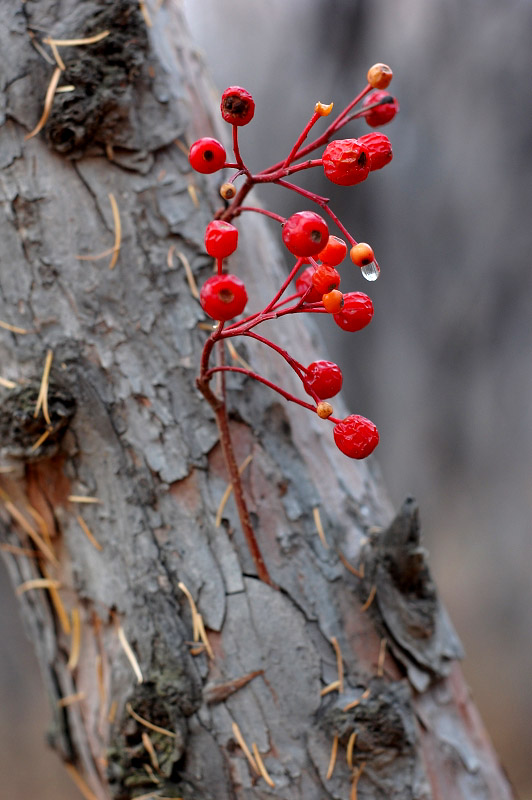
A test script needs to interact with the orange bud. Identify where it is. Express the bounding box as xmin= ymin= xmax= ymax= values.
xmin=220 ymin=182 xmax=236 ymax=200
xmin=367 ymin=63 xmax=393 ymax=90
xmin=322 ymin=289 xmax=344 ymax=313
xmin=317 ymin=401 xmax=334 ymax=419
xmin=350 ymin=242 xmax=375 ymax=267
xmin=314 ymin=101 xmax=334 ymax=117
